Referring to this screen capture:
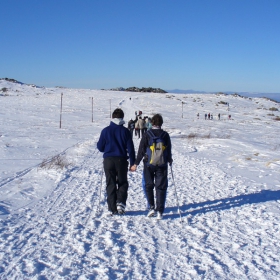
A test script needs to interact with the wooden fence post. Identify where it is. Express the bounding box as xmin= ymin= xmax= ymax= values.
xmin=60 ymin=93 xmax=63 ymax=128
xmin=92 ymin=97 xmax=94 ymax=122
